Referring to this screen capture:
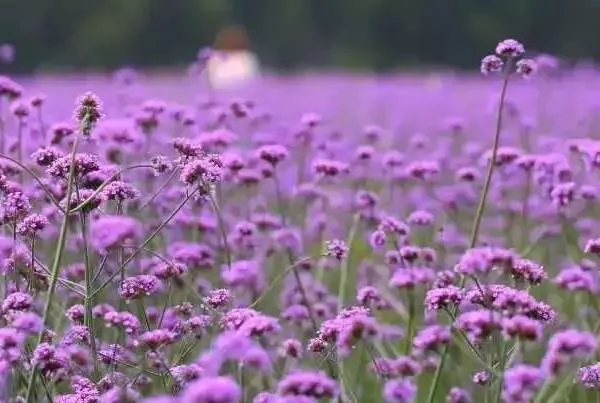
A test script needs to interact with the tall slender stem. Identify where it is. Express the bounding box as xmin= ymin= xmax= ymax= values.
xmin=426 ymin=73 xmax=510 ymax=403
xmin=25 ymin=132 xmax=81 ymax=402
